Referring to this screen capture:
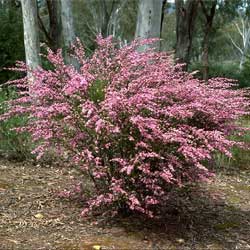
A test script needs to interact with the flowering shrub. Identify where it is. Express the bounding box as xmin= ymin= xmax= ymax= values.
xmin=1 ymin=37 xmax=249 ymax=217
